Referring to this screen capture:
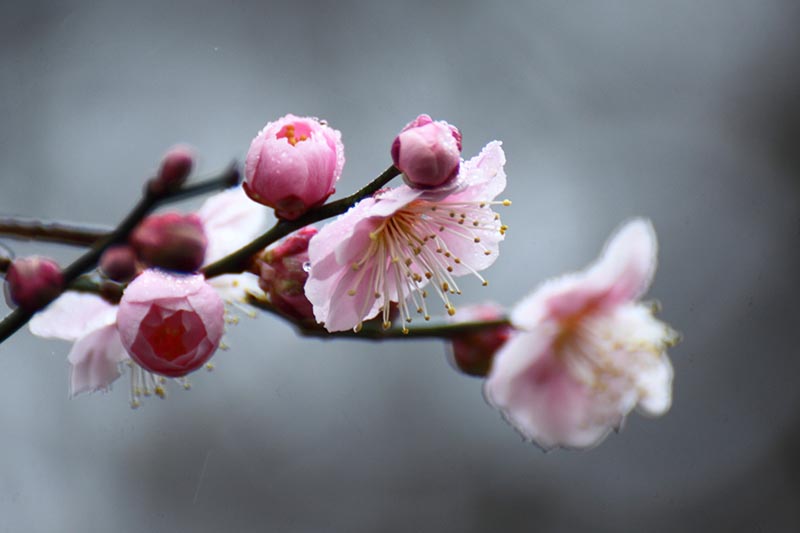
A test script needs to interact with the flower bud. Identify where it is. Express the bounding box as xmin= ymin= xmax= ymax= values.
xmin=130 ymin=213 xmax=207 ymax=272
xmin=149 ymin=145 xmax=194 ymax=195
xmin=244 ymin=114 xmax=345 ymax=220
xmin=447 ymin=303 xmax=511 ymax=377
xmin=99 ymin=245 xmax=138 ymax=282
xmin=117 ymin=270 xmax=224 ymax=378
xmin=4 ymin=256 xmax=64 ymax=312
xmin=254 ymin=226 xmax=317 ymax=320
xmin=391 ymin=114 xmax=462 ymax=189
